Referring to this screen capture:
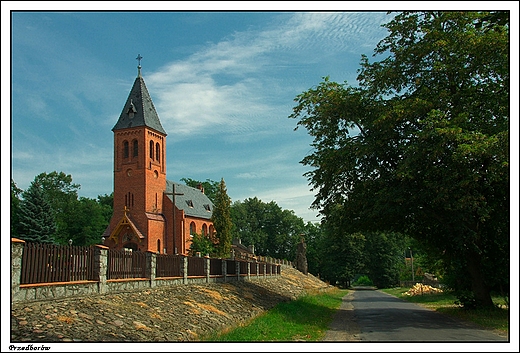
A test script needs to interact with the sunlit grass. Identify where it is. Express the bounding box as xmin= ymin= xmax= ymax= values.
xmin=203 ymin=288 xmax=347 ymax=342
